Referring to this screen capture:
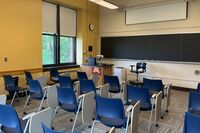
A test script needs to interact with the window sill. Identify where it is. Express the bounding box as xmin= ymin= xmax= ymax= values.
xmin=43 ymin=64 xmax=80 ymax=72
